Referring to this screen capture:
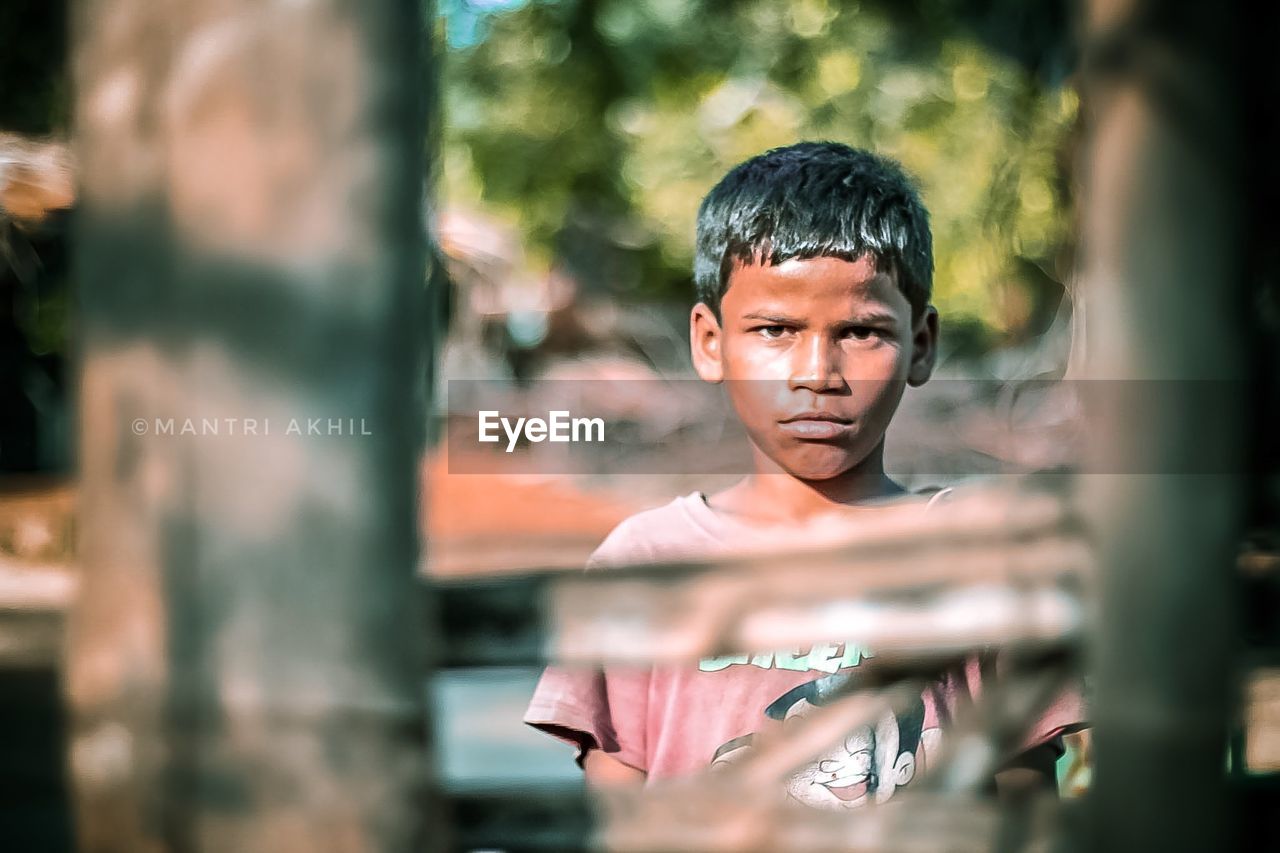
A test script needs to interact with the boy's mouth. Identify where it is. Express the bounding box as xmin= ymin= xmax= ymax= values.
xmin=777 ymin=411 xmax=854 ymax=440
xmin=820 ymin=777 xmax=870 ymax=801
